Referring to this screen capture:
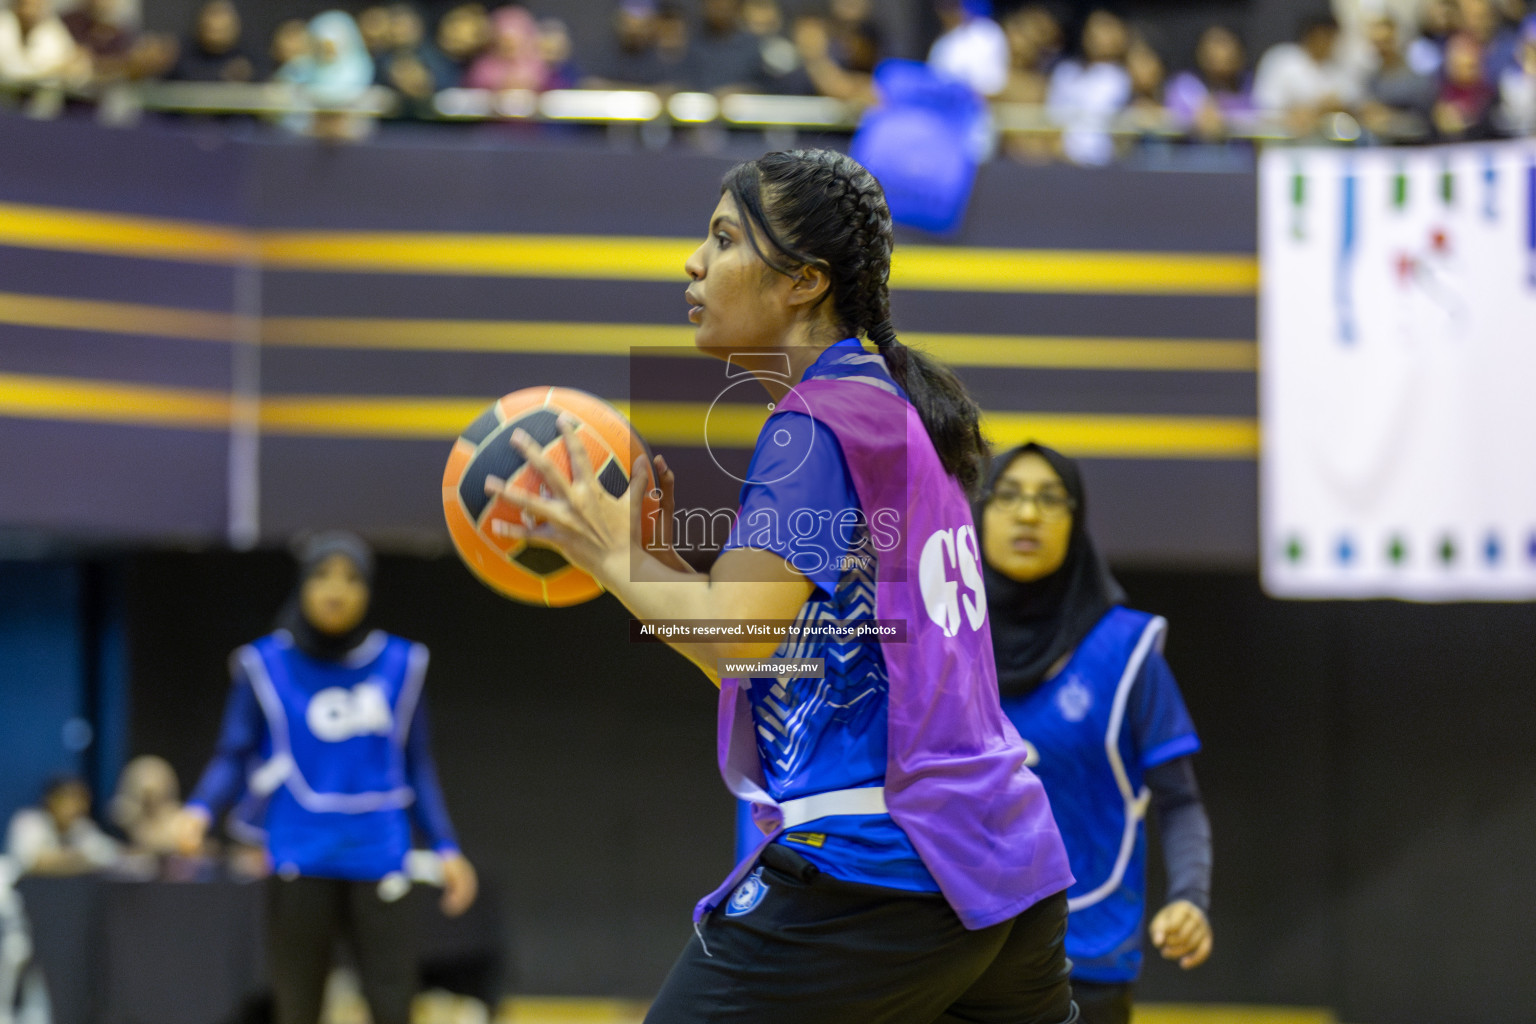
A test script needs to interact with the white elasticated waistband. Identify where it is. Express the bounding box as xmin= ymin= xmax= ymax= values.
xmin=777 ymin=786 xmax=887 ymax=830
